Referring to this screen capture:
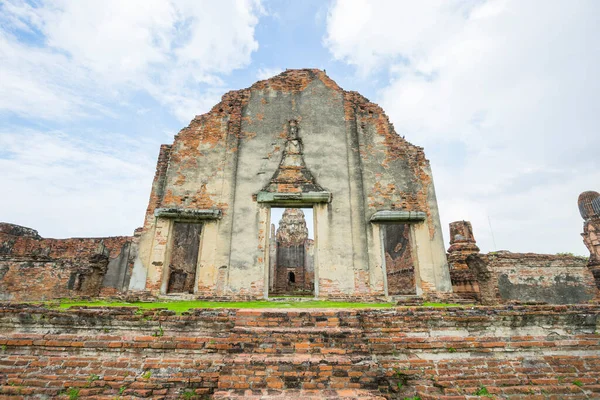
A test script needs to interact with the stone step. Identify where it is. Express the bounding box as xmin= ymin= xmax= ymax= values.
xmin=233 ymin=310 xmax=364 ymax=329
xmin=392 ymin=295 xmax=424 ymax=306
xmin=3 ymin=330 xmax=600 ymax=357
xmin=212 ymin=389 xmax=386 ymax=399
xmin=156 ymin=293 xmax=197 ymax=301
xmin=267 ymin=296 xmax=316 ymax=302
xmin=231 ymin=326 xmax=361 ymax=334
